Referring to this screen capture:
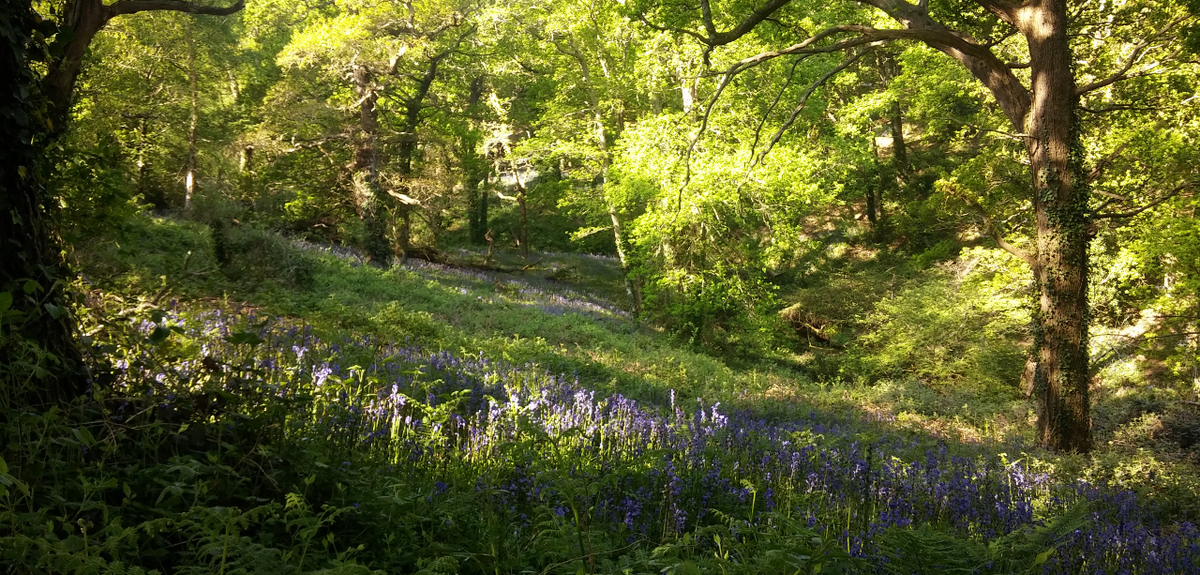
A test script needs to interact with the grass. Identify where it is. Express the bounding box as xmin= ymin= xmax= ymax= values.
xmin=1 ymin=214 xmax=1196 ymax=574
